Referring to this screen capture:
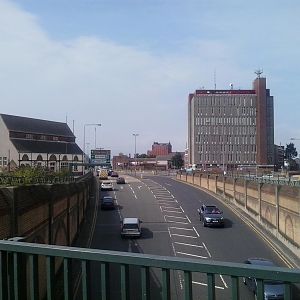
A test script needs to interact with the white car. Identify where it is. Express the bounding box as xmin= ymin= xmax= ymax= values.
xmin=101 ymin=181 xmax=113 ymax=191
